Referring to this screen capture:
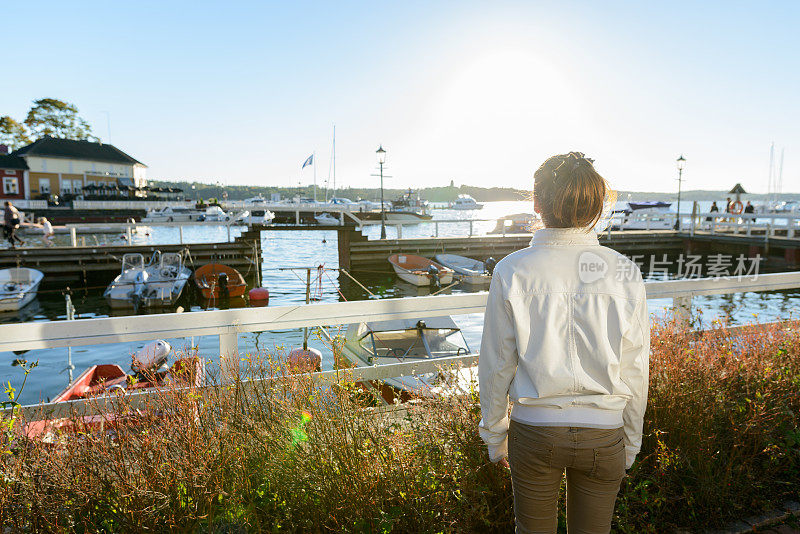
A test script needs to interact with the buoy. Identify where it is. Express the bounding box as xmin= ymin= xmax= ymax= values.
xmin=287 ymin=347 xmax=322 ymax=374
xmin=249 ymin=287 xmax=270 ymax=307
